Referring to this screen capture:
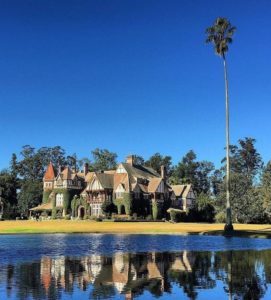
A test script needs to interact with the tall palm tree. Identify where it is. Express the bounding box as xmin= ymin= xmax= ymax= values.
xmin=205 ymin=17 xmax=236 ymax=233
